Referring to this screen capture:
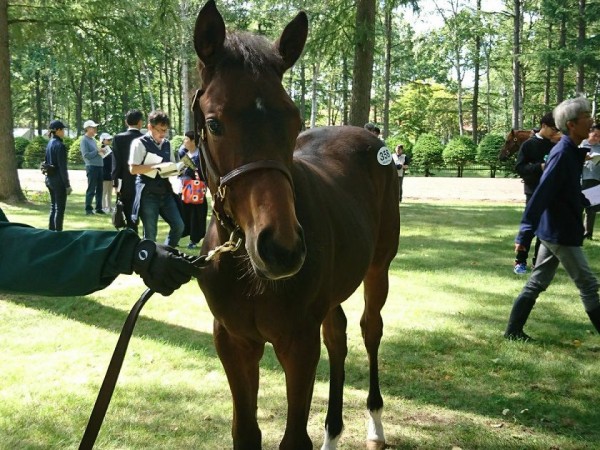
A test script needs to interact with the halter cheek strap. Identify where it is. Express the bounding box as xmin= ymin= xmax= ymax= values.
xmin=191 ymin=89 xmax=294 ymax=234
